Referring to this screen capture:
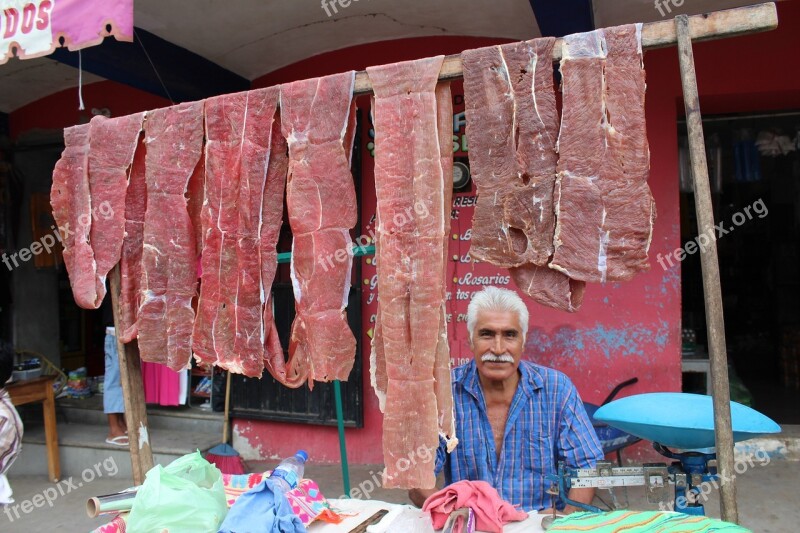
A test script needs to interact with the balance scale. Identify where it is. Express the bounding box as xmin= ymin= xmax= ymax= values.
xmin=545 ymin=393 xmax=780 ymax=517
